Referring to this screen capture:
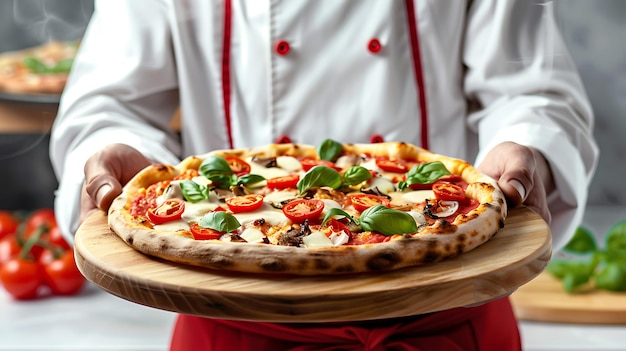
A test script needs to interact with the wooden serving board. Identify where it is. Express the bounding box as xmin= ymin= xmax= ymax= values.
xmin=511 ymin=271 xmax=626 ymax=324
xmin=74 ymin=206 xmax=551 ymax=323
